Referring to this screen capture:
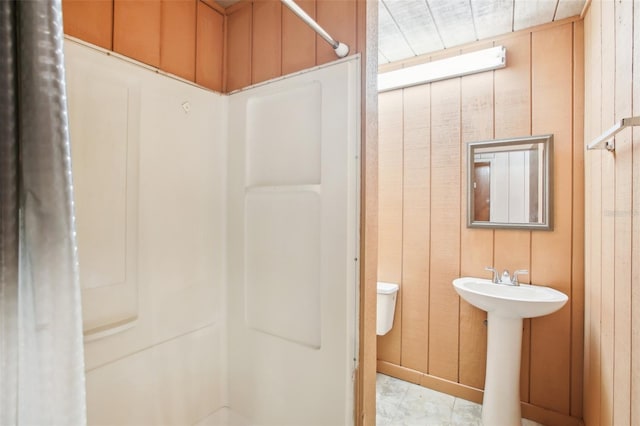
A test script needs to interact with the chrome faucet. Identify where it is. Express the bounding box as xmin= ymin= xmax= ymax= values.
xmin=485 ymin=267 xmax=529 ymax=286
xmin=484 ymin=266 xmax=500 ymax=283
xmin=510 ymin=269 xmax=529 ymax=286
